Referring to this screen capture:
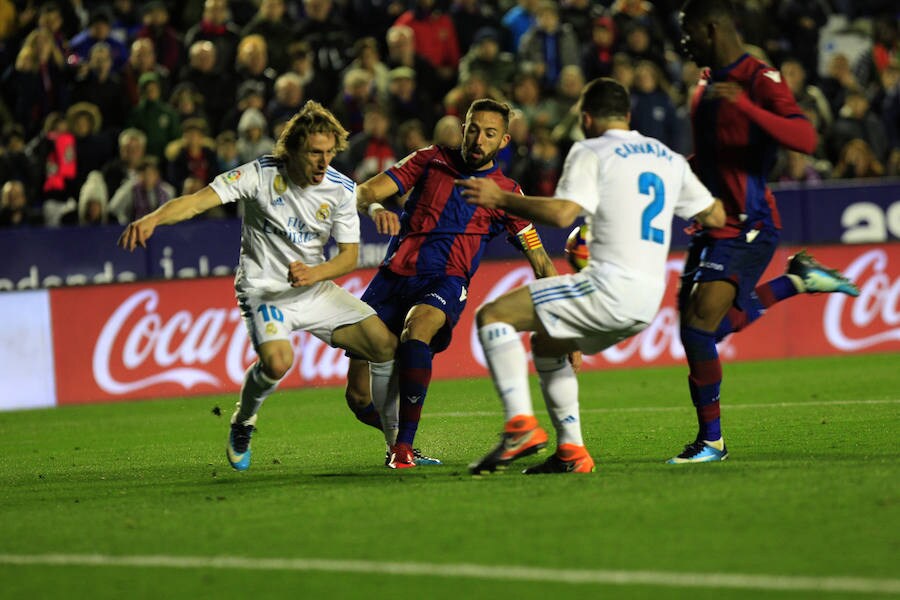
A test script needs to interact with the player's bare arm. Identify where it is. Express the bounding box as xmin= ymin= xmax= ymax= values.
xmin=456 ymin=178 xmax=582 ymax=228
xmin=117 ymin=186 xmax=223 ymax=251
xmin=356 ymin=172 xmax=401 ymax=236
xmin=289 ymin=242 xmax=359 ymax=287
xmin=693 ymin=198 xmax=726 ymax=228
